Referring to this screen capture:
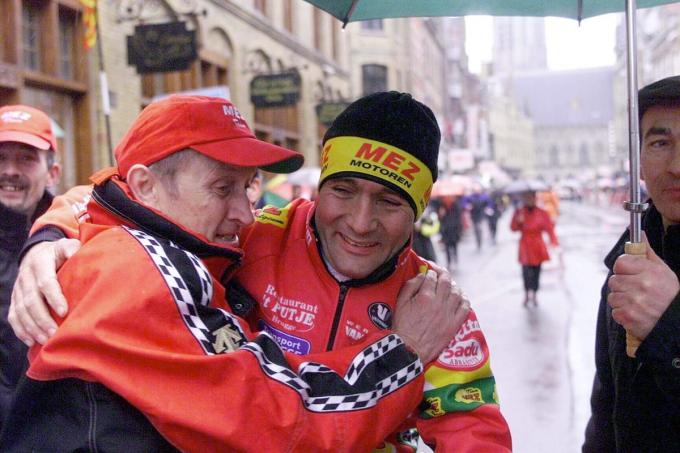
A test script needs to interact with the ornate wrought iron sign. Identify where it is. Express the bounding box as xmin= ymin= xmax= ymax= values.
xmin=127 ymin=22 xmax=197 ymax=74
xmin=250 ymin=72 xmax=302 ymax=108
